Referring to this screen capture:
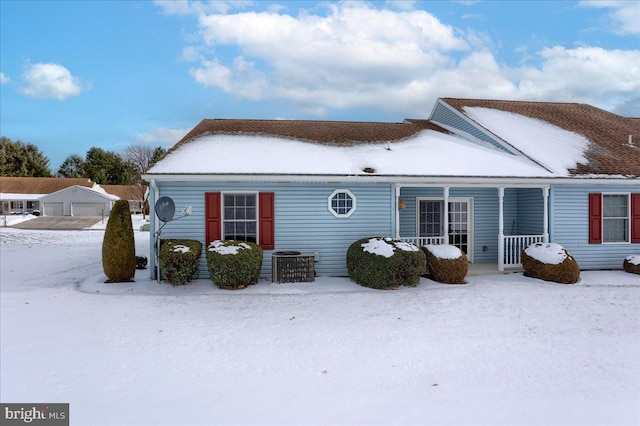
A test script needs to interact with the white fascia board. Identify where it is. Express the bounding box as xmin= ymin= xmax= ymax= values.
xmin=142 ymin=173 xmax=640 ymax=187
